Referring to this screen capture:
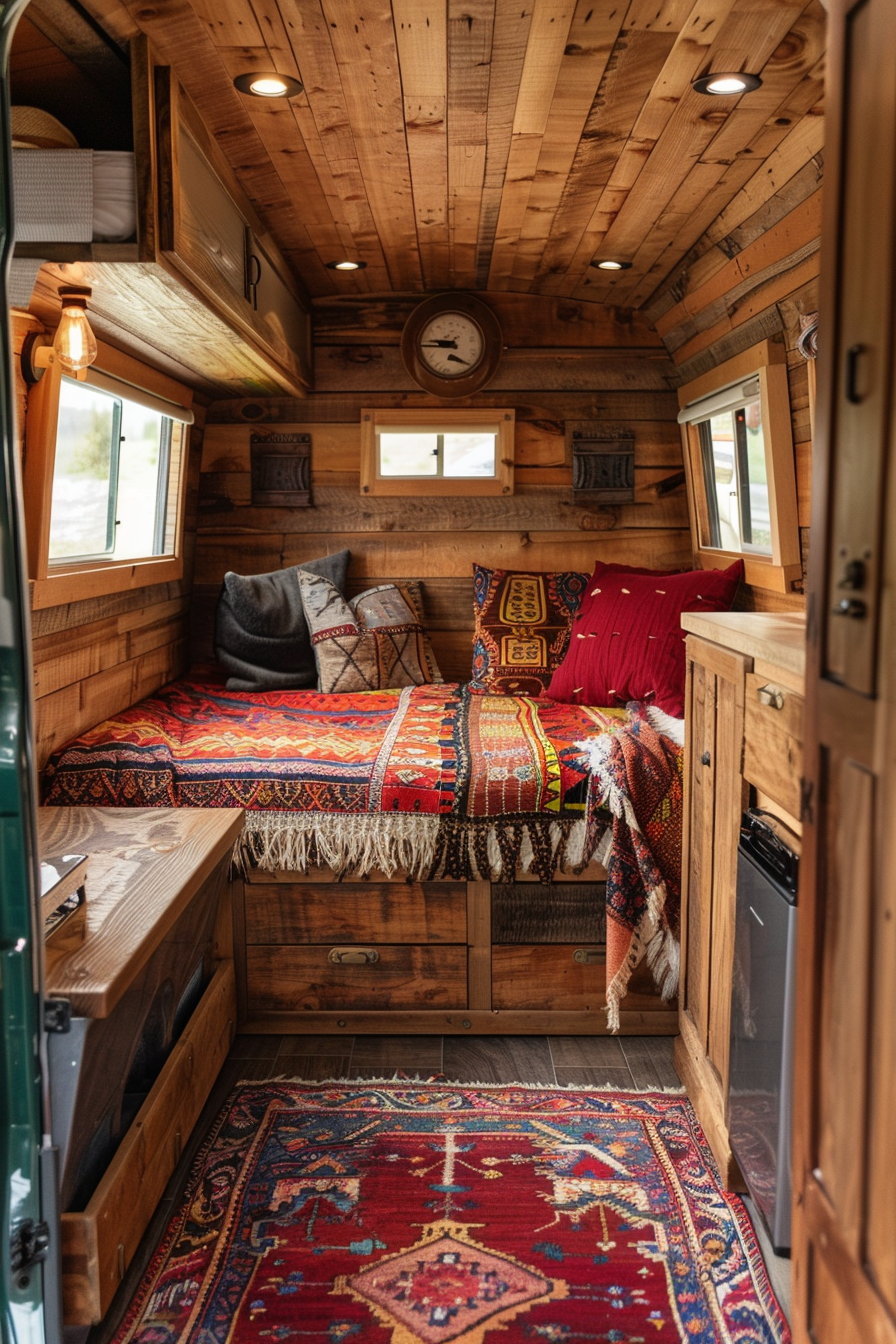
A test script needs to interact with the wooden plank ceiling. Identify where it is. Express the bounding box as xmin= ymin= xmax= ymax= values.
xmin=82 ymin=0 xmax=825 ymax=310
